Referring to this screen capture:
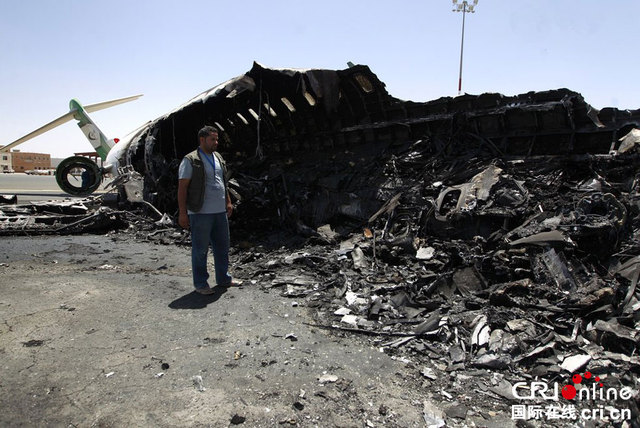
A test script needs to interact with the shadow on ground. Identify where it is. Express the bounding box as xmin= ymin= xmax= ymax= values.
xmin=168 ymin=287 xmax=227 ymax=309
